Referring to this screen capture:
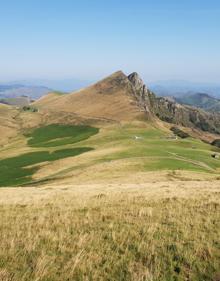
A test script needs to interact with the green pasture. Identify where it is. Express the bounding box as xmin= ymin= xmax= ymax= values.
xmin=25 ymin=124 xmax=99 ymax=147
xmin=0 ymin=148 xmax=93 ymax=187
xmin=0 ymin=123 xmax=220 ymax=186
xmin=0 ymin=124 xmax=99 ymax=186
